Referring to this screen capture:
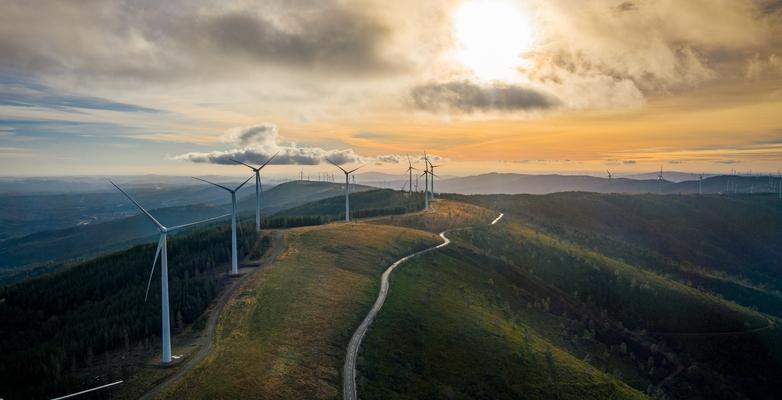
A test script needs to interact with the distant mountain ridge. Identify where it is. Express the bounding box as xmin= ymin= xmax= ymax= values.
xmin=435 ymin=172 xmax=780 ymax=195
xmin=0 ymin=181 xmax=373 ymax=271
